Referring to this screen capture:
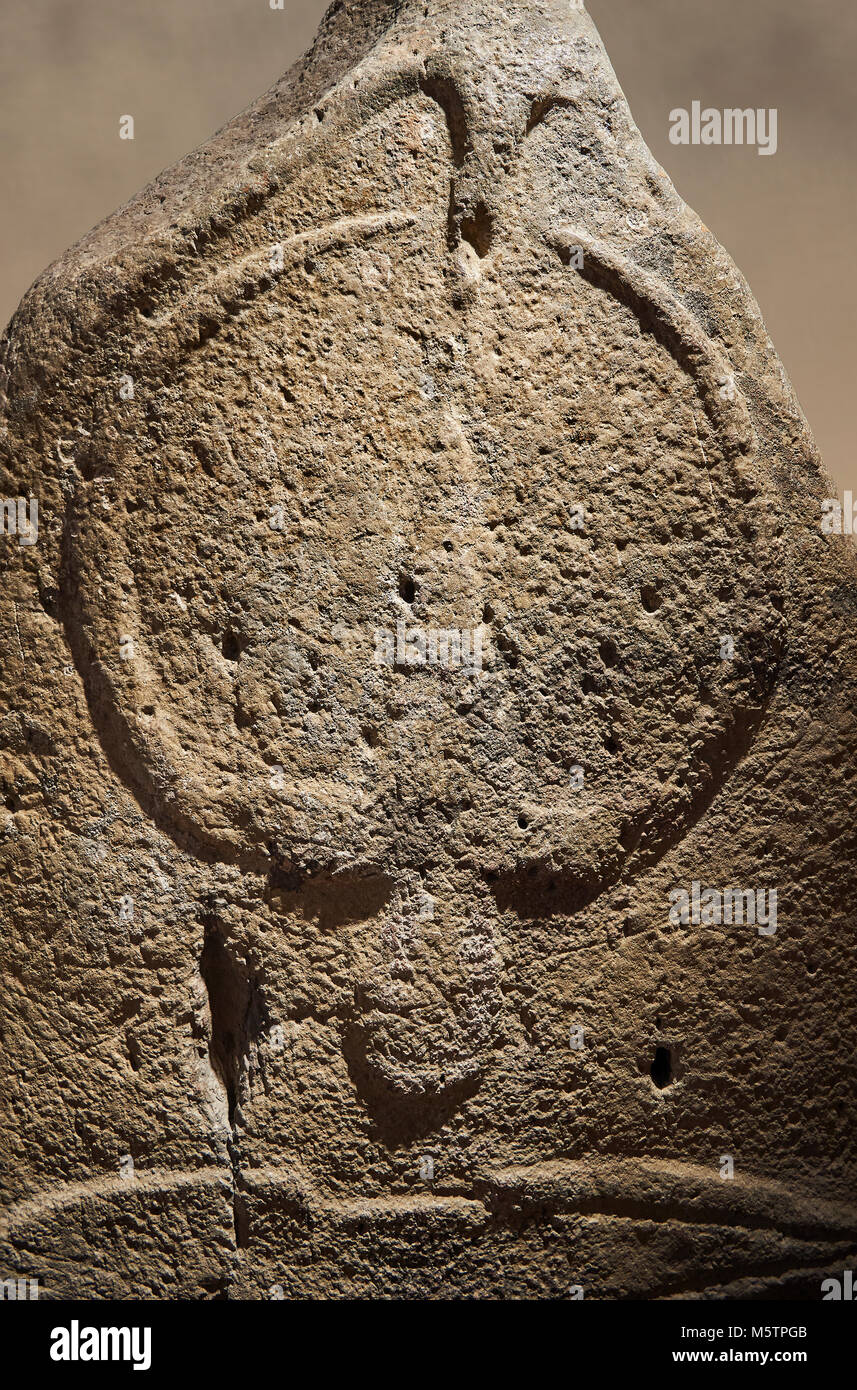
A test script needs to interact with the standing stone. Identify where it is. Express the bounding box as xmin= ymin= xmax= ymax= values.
xmin=1 ymin=0 xmax=856 ymax=1299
